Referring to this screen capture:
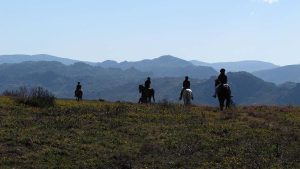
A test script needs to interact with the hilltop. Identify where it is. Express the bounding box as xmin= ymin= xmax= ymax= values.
xmin=0 ymin=97 xmax=299 ymax=168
